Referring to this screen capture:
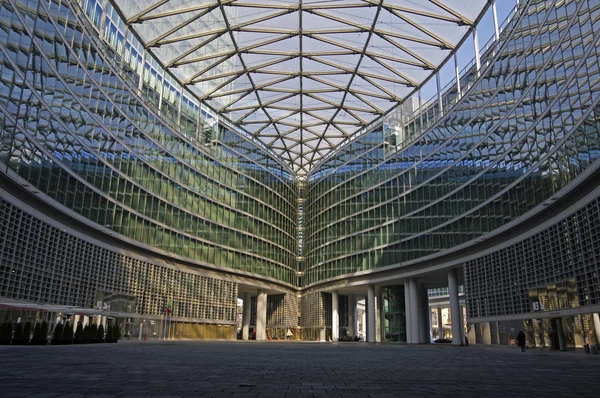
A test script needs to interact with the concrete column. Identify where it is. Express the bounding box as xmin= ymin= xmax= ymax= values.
xmin=437 ymin=307 xmax=443 ymax=339
xmin=367 ymin=284 xmax=376 ymax=343
xmin=138 ymin=49 xmax=147 ymax=93
xmin=417 ymin=284 xmax=430 ymax=343
xmin=492 ymin=1 xmax=500 ymax=41
xmin=375 ymin=287 xmax=382 ymax=343
xmin=242 ymin=292 xmax=251 ymax=340
xmin=348 ymin=295 xmax=356 ymax=338
xmin=494 ymin=320 xmax=500 ymax=345
xmin=436 ymin=72 xmax=443 ymax=115
xmin=404 ymin=282 xmax=412 ymax=344
xmin=459 ymin=304 xmax=465 ymax=345
xmin=593 ymin=313 xmax=600 ymax=344
xmin=409 ymin=278 xmax=419 ymax=344
xmin=332 ymin=291 xmax=339 ymax=342
xmin=98 ymin=0 xmax=109 ymax=41
xmin=418 ymin=89 xmax=423 ymax=128
xmin=454 ymin=53 xmax=461 ymax=98
xmin=361 ymin=306 xmax=366 ymax=340
xmin=256 ymin=290 xmax=267 ymax=341
xmin=448 ymin=268 xmax=462 ymax=346
xmin=473 ymin=28 xmax=481 ymax=74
